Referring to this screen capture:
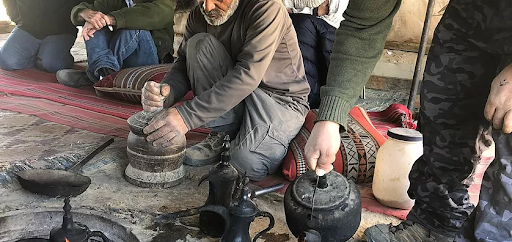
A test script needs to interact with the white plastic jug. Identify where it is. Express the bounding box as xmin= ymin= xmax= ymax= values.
xmin=372 ymin=127 xmax=423 ymax=209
